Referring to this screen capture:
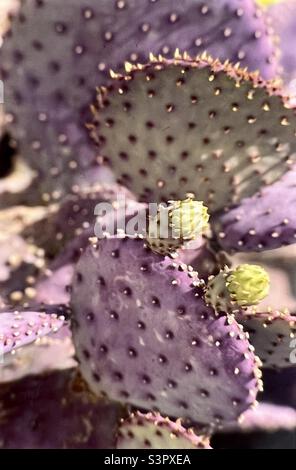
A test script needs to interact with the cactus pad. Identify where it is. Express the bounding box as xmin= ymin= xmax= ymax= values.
xmin=213 ymin=169 xmax=296 ymax=252
xmin=117 ymin=412 xmax=211 ymax=449
xmin=91 ymin=57 xmax=296 ymax=211
xmin=23 ymin=184 xmax=134 ymax=257
xmin=71 ymin=236 xmax=261 ymax=428
xmin=0 ymin=0 xmax=278 ymax=204
xmin=0 ymin=369 xmax=124 ymax=448
xmin=0 ymin=308 xmax=65 ymax=356
xmin=237 ymin=310 xmax=296 ymax=369
xmin=0 ymin=336 xmax=76 ymax=383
